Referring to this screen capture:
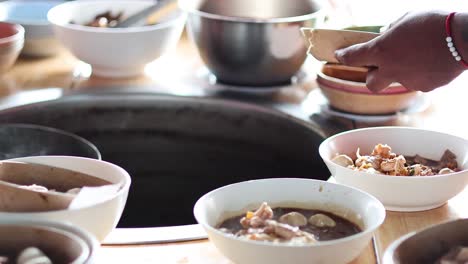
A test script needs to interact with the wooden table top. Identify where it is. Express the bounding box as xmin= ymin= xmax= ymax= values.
xmin=1 ymin=33 xmax=467 ymax=264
